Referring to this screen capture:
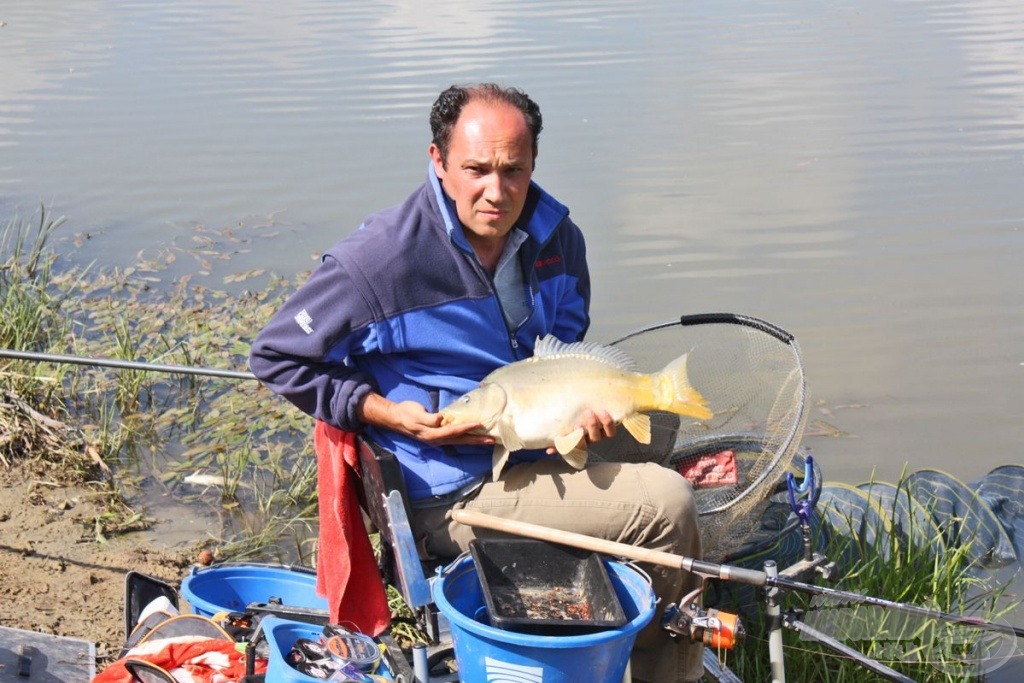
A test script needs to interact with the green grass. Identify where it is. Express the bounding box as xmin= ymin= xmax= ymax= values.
xmin=1 ymin=207 xmax=319 ymax=556
xmin=719 ymin=482 xmax=1017 ymax=682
